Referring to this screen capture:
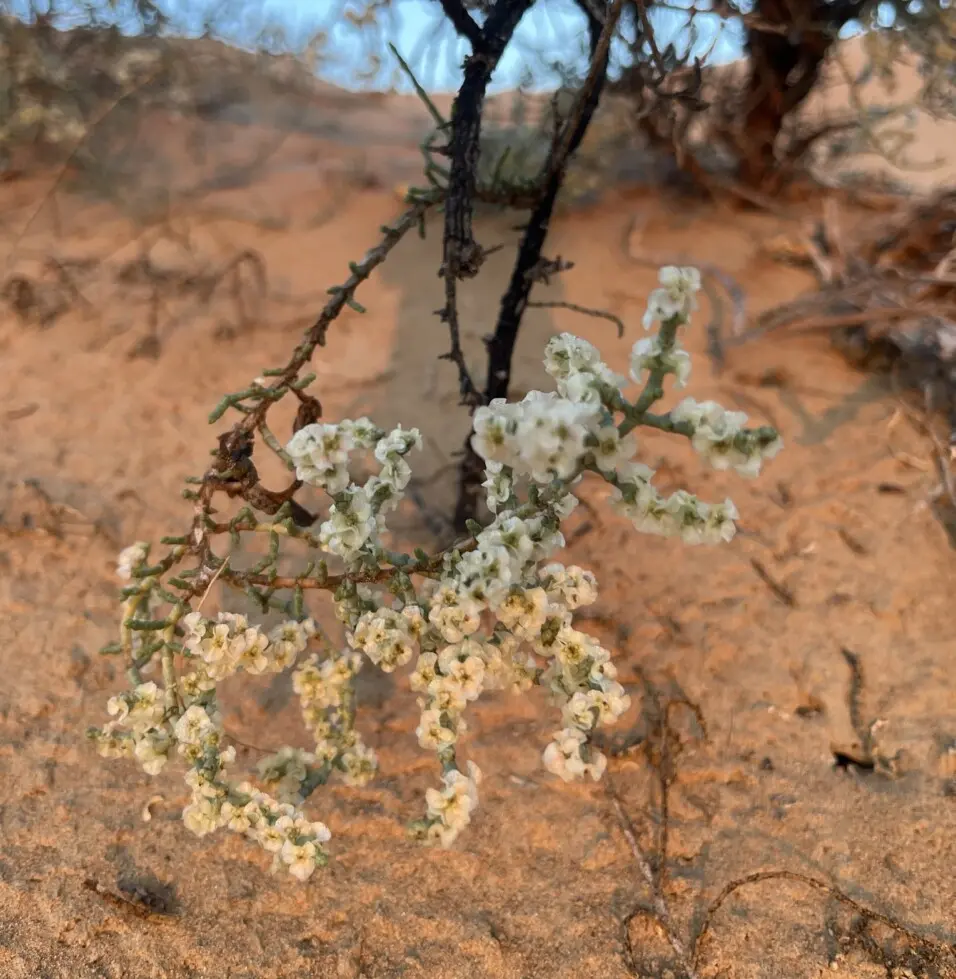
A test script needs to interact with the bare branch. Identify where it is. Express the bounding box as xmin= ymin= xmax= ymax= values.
xmin=437 ymin=0 xmax=484 ymax=47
